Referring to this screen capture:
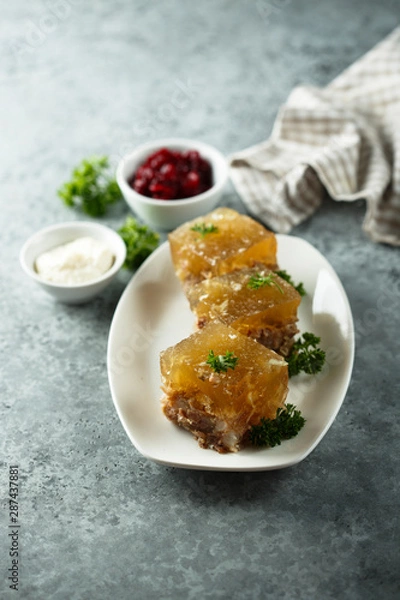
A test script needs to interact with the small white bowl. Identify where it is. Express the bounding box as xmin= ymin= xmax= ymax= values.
xmin=20 ymin=221 xmax=127 ymax=304
xmin=116 ymin=138 xmax=229 ymax=231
